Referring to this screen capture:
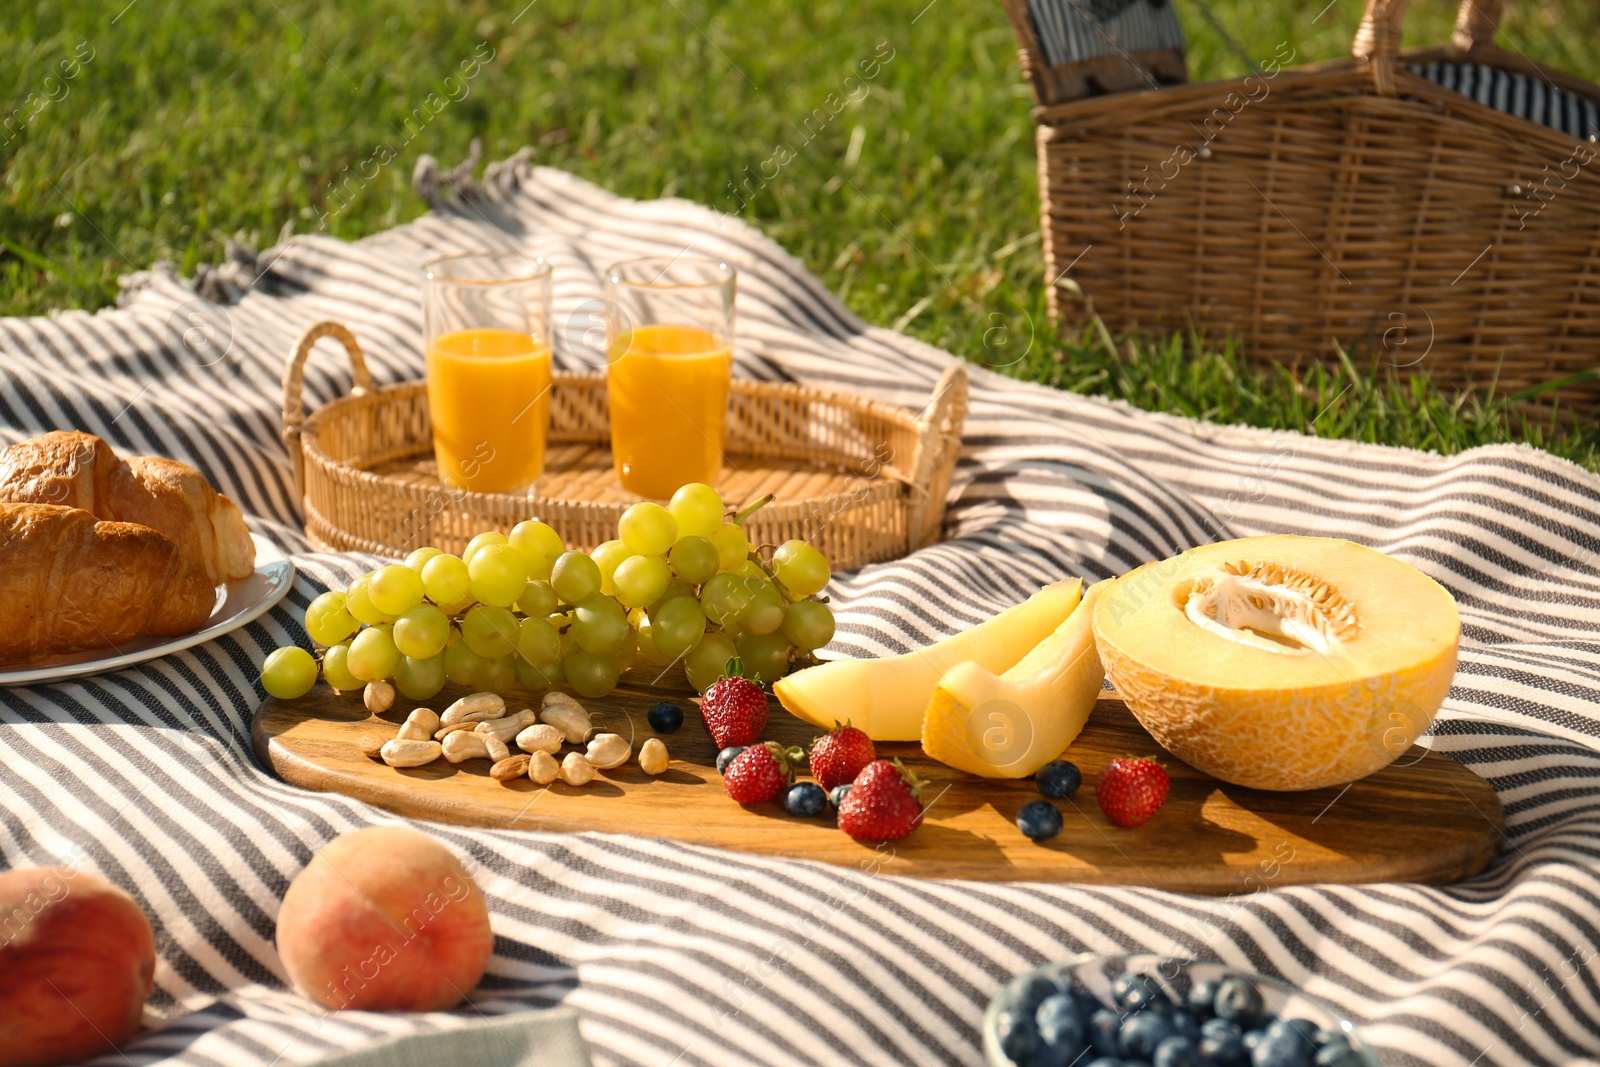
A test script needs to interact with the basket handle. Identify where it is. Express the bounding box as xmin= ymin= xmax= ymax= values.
xmin=1354 ymin=0 xmax=1505 ymax=94
xmin=281 ymin=321 xmax=373 ymax=496
xmin=906 ymin=363 xmax=969 ymax=552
